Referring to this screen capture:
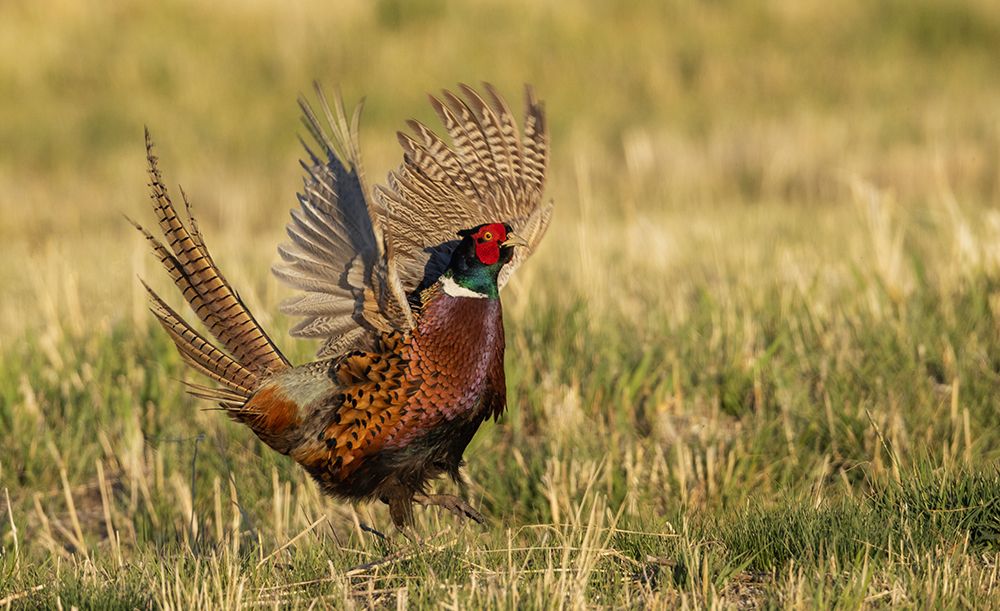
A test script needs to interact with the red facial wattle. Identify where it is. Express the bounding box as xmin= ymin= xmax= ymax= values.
xmin=472 ymin=223 xmax=508 ymax=265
